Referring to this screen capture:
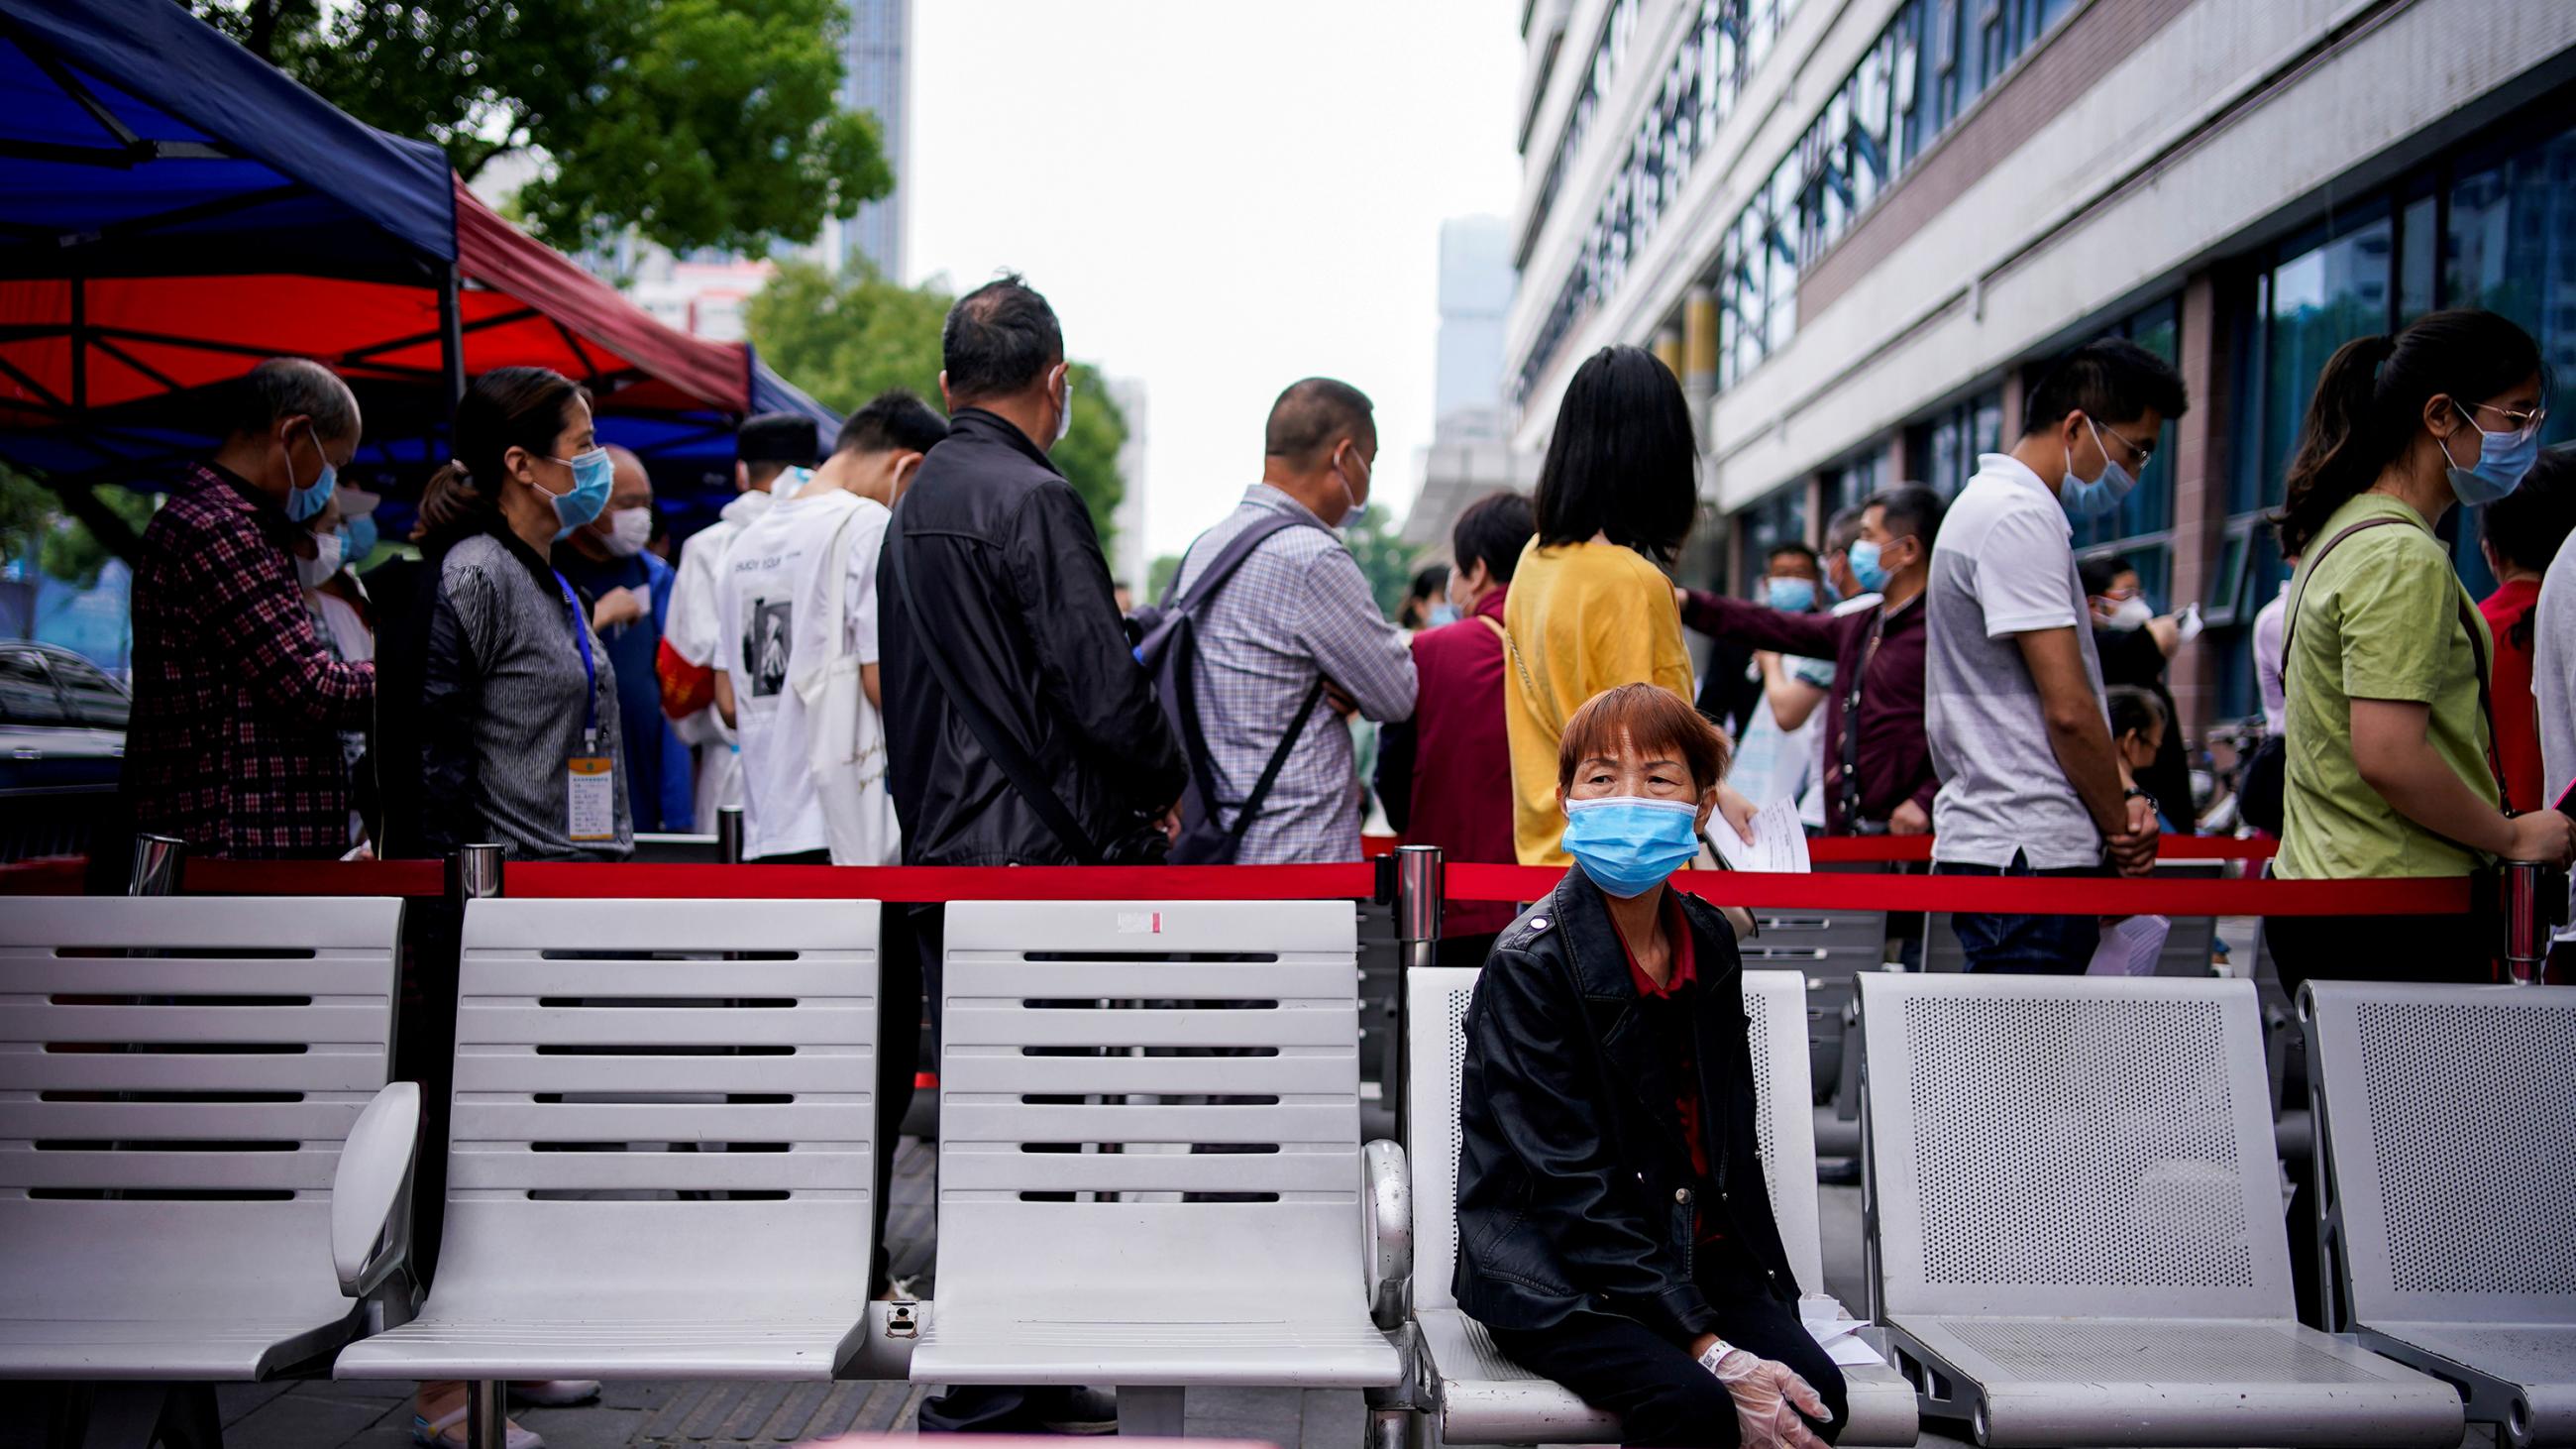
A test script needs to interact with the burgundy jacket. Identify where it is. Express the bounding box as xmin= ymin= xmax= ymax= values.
xmin=1375 ymin=587 xmax=1518 ymax=936
xmin=1679 ymin=589 xmax=1935 ymax=834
